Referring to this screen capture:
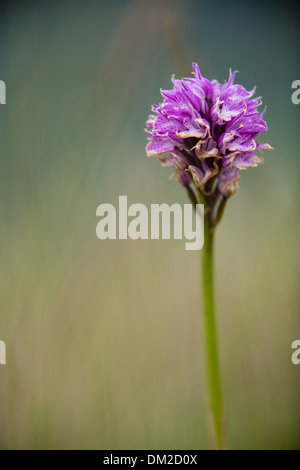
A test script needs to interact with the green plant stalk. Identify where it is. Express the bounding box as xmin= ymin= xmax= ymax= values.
xmin=202 ymin=217 xmax=224 ymax=449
